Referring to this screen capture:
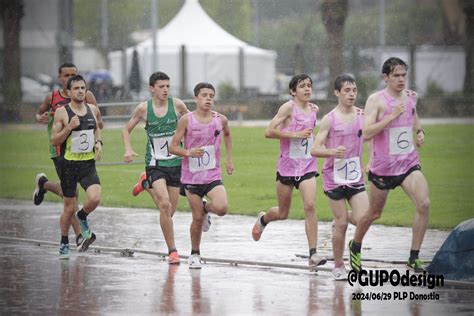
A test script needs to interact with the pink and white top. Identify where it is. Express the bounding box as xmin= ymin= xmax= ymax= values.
xmin=322 ymin=108 xmax=365 ymax=191
xmin=370 ymin=90 xmax=420 ymax=176
xmin=277 ymin=101 xmax=318 ymax=177
xmin=181 ymin=111 xmax=223 ymax=184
